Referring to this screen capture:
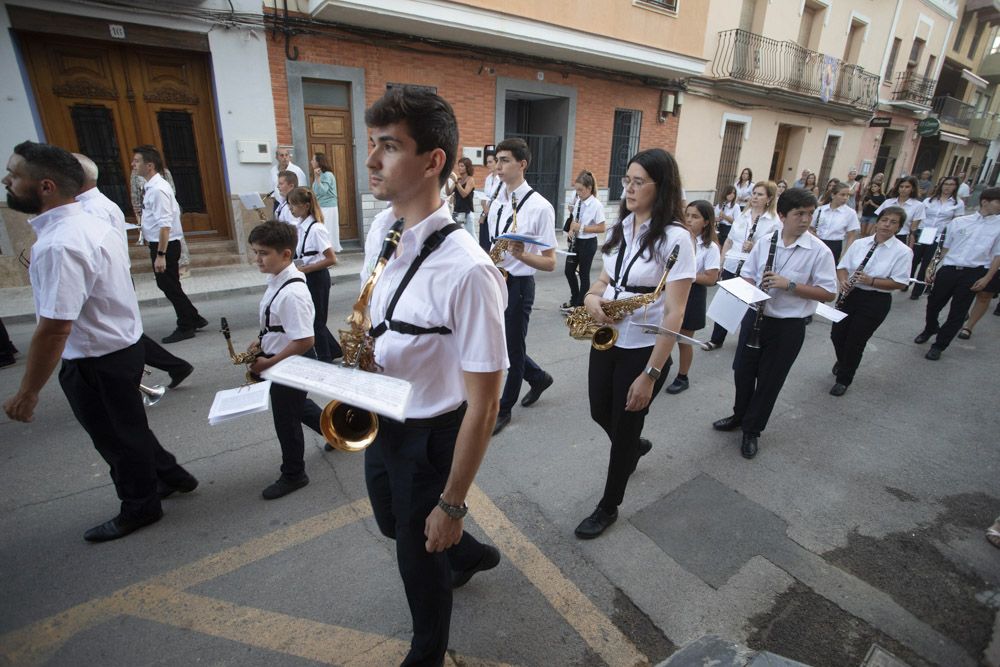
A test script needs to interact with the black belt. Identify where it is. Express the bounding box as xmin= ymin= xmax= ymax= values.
xmin=762 ymin=315 xmax=807 ymax=322
xmin=945 ymin=265 xmax=986 ymax=271
xmin=388 ymin=402 xmax=467 ymax=429
xmin=506 ymin=274 xmax=534 ymax=282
